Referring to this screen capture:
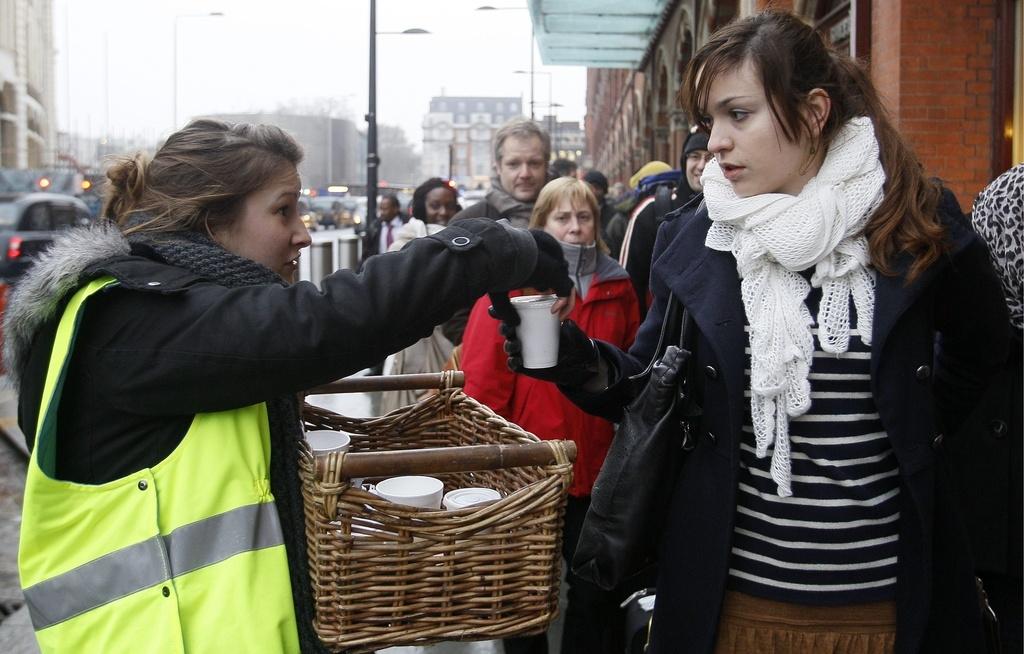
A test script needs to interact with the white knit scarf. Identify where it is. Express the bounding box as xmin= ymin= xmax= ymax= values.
xmin=702 ymin=117 xmax=885 ymax=497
